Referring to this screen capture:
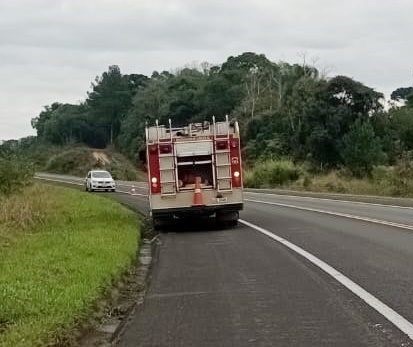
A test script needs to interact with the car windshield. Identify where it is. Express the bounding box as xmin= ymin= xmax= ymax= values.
xmin=92 ymin=171 xmax=111 ymax=178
